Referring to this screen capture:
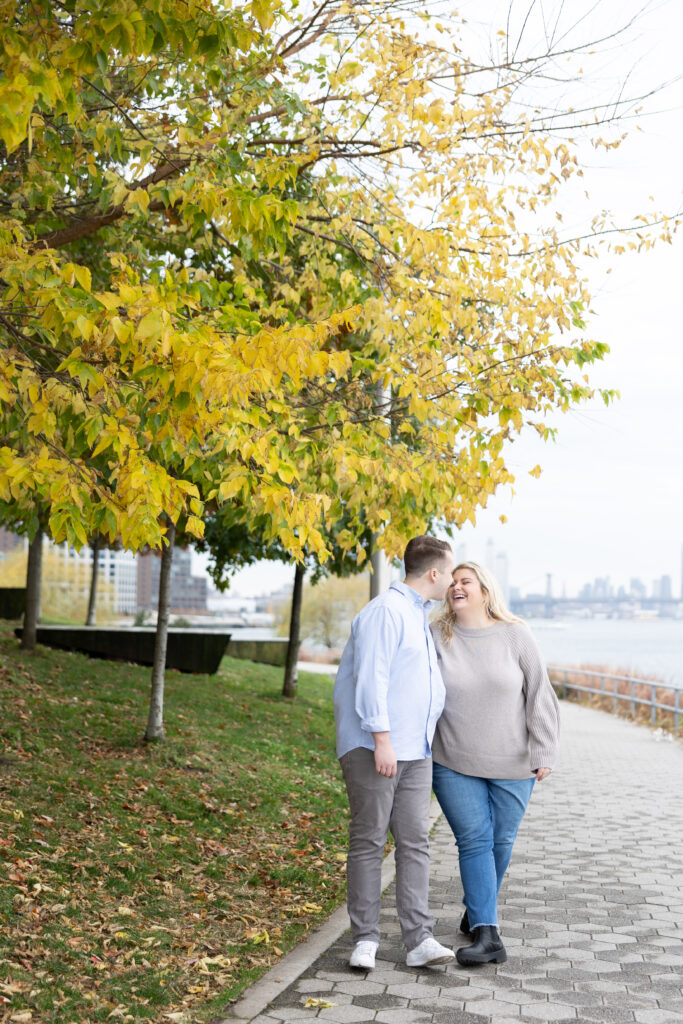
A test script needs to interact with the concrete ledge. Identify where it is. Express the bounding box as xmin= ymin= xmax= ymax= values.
xmin=0 ymin=588 xmax=26 ymax=620
xmin=226 ymin=638 xmax=288 ymax=667
xmin=14 ymin=625 xmax=231 ymax=674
